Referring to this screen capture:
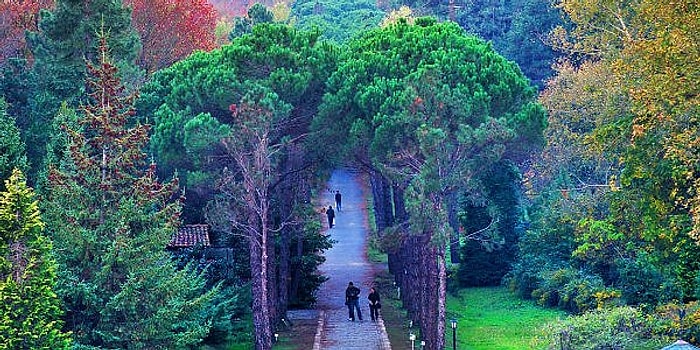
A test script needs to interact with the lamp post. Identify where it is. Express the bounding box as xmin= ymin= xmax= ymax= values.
xmin=274 ymin=333 xmax=279 ymax=343
xmin=451 ymin=319 xmax=457 ymax=350
xmin=420 ymin=340 xmax=426 ymax=350
xmin=409 ymin=332 xmax=416 ymax=350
